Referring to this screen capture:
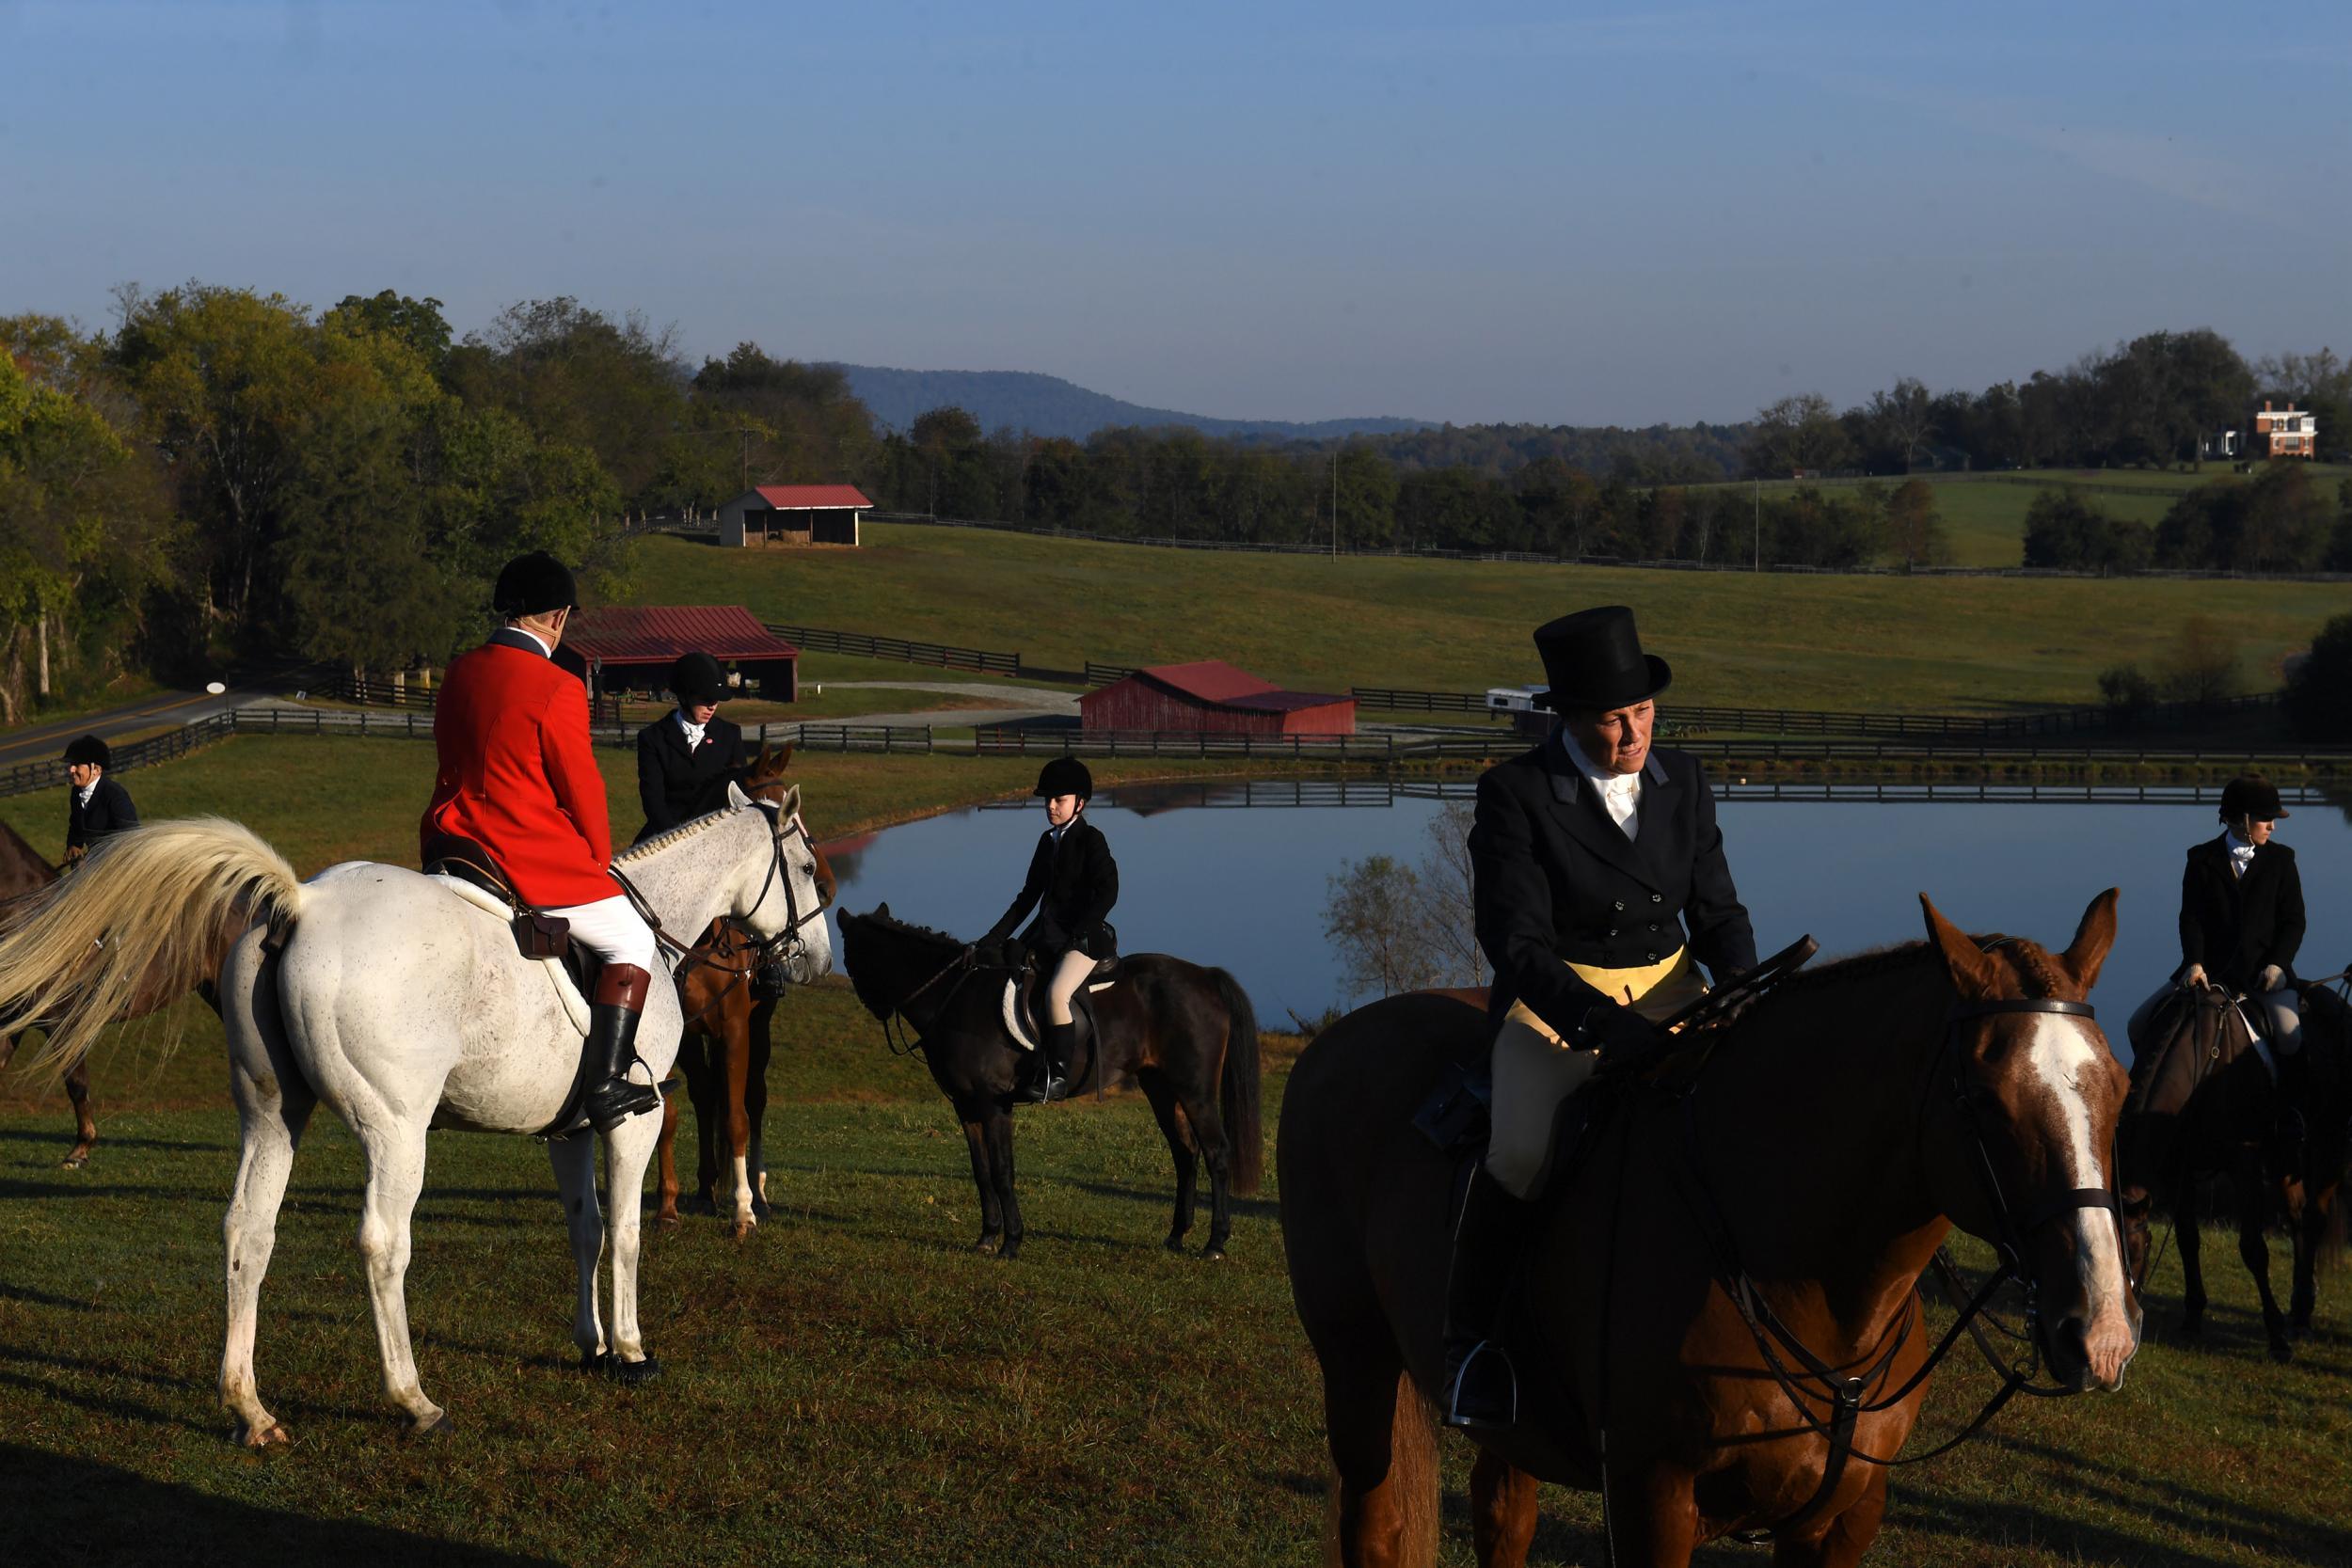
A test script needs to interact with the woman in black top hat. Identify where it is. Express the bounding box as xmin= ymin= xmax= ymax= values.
xmin=1443 ymin=604 xmax=1756 ymax=1433
xmin=982 ymin=756 xmax=1118 ymax=1103
xmin=2126 ymin=773 xmax=2308 ymax=1119
xmin=63 ymin=735 xmax=139 ymax=867
xmin=635 ymin=651 xmax=747 ymax=843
